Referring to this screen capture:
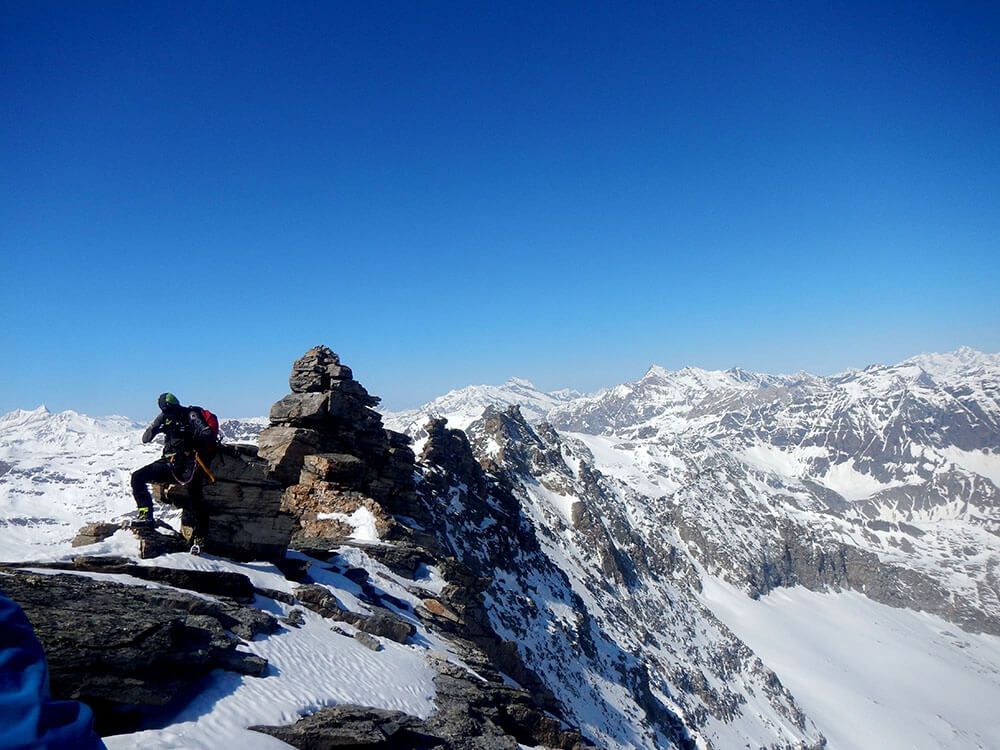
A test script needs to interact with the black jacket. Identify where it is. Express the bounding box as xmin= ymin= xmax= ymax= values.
xmin=142 ymin=404 xmax=196 ymax=462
